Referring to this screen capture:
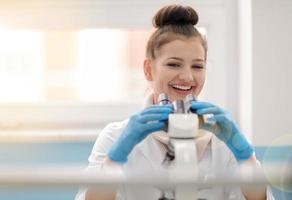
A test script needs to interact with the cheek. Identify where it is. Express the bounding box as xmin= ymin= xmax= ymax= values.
xmin=153 ymin=68 xmax=173 ymax=86
xmin=150 ymin=62 xmax=179 ymax=102
xmin=154 ymin=77 xmax=171 ymax=93
xmin=195 ymin=72 xmax=206 ymax=85
xmin=151 ymin=68 xmax=175 ymax=101
xmin=193 ymin=72 xmax=206 ymax=94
